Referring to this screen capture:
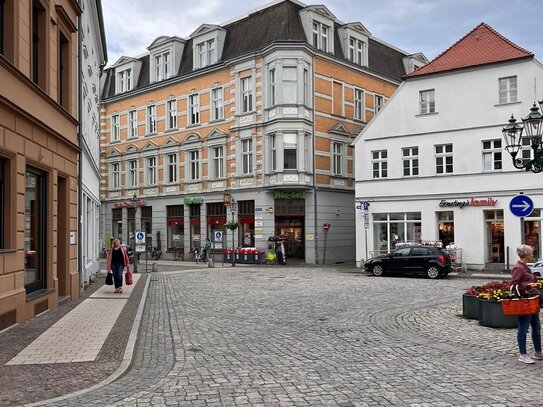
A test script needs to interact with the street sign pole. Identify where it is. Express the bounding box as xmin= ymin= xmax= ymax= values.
xmin=322 ymin=223 xmax=330 ymax=264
